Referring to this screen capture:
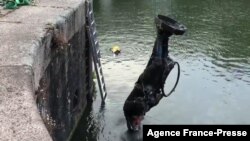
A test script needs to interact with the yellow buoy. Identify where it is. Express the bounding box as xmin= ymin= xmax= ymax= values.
xmin=111 ymin=45 xmax=121 ymax=56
